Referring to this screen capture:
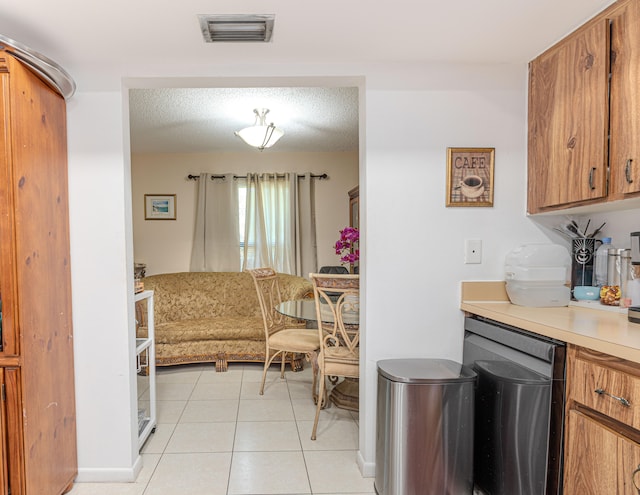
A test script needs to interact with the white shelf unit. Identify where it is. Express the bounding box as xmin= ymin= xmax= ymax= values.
xmin=135 ymin=290 xmax=156 ymax=448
